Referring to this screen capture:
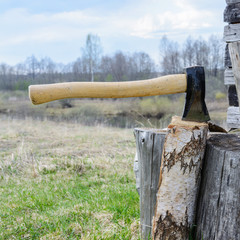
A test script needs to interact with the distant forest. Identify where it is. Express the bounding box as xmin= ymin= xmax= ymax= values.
xmin=0 ymin=34 xmax=225 ymax=99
